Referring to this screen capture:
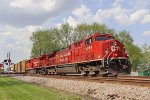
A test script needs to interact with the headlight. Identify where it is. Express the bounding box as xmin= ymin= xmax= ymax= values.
xmin=114 ymin=53 xmax=117 ymax=57
xmin=114 ymin=42 xmax=117 ymax=46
